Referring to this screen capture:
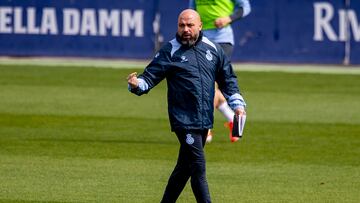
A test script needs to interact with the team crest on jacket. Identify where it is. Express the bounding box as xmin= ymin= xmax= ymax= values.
xmin=181 ymin=55 xmax=188 ymax=63
xmin=154 ymin=52 xmax=159 ymax=58
xmin=206 ymin=50 xmax=213 ymax=61
xmin=185 ymin=134 xmax=194 ymax=145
